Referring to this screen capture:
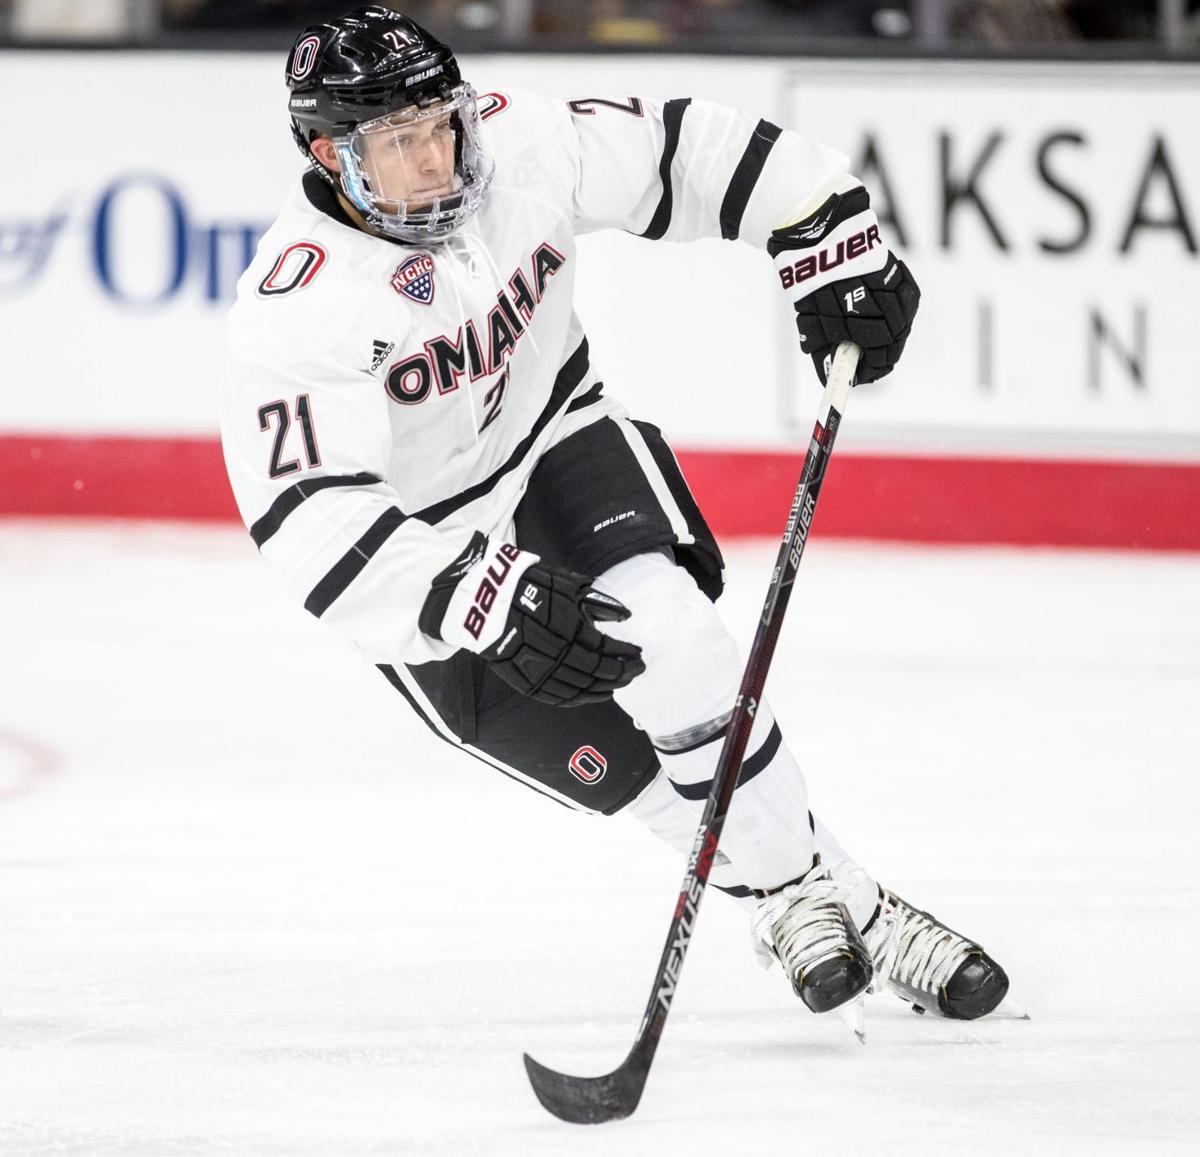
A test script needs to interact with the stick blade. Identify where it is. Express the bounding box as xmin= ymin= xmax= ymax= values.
xmin=523 ymin=1050 xmax=649 ymax=1124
